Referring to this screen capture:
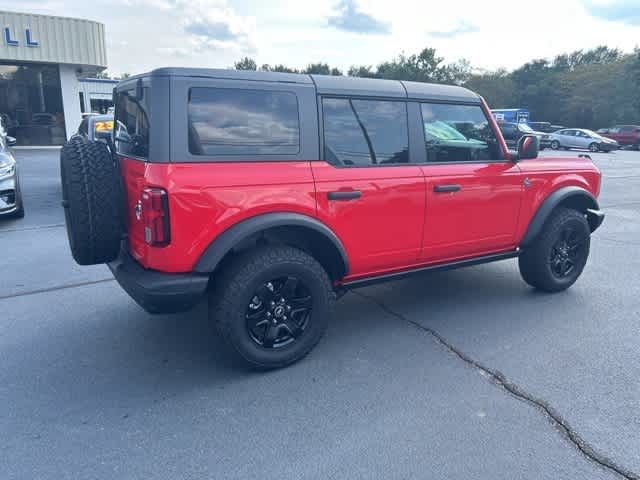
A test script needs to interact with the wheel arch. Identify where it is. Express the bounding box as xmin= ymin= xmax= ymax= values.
xmin=520 ymin=186 xmax=601 ymax=247
xmin=194 ymin=212 xmax=349 ymax=281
